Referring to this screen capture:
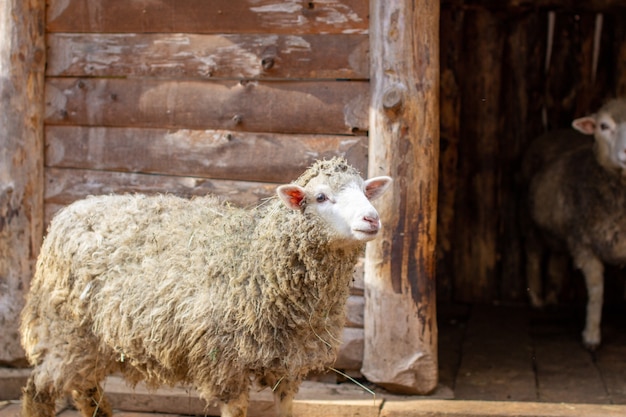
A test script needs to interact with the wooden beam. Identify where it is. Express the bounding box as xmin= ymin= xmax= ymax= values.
xmin=442 ymin=0 xmax=626 ymax=12
xmin=0 ymin=0 xmax=45 ymax=365
xmin=47 ymin=0 xmax=369 ymax=35
xmin=45 ymin=78 xmax=369 ymax=136
xmin=103 ymin=376 xmax=382 ymax=417
xmin=46 ymin=33 xmax=369 ymax=80
xmin=45 ymin=127 xmax=368 ymax=184
xmin=381 ymin=399 xmax=626 ymax=417
xmin=363 ymin=0 xmax=439 ymax=394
